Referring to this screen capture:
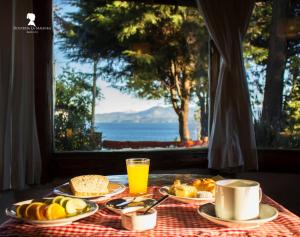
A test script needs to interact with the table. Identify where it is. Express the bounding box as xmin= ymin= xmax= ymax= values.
xmin=0 ymin=174 xmax=300 ymax=237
